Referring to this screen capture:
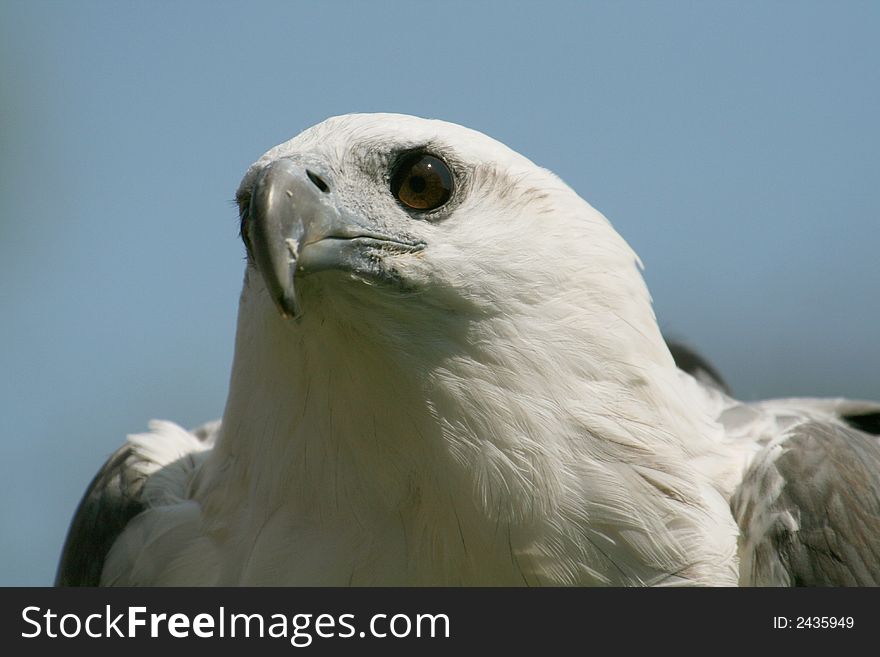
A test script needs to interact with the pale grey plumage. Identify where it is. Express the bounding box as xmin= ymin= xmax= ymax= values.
xmin=732 ymin=418 xmax=880 ymax=585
